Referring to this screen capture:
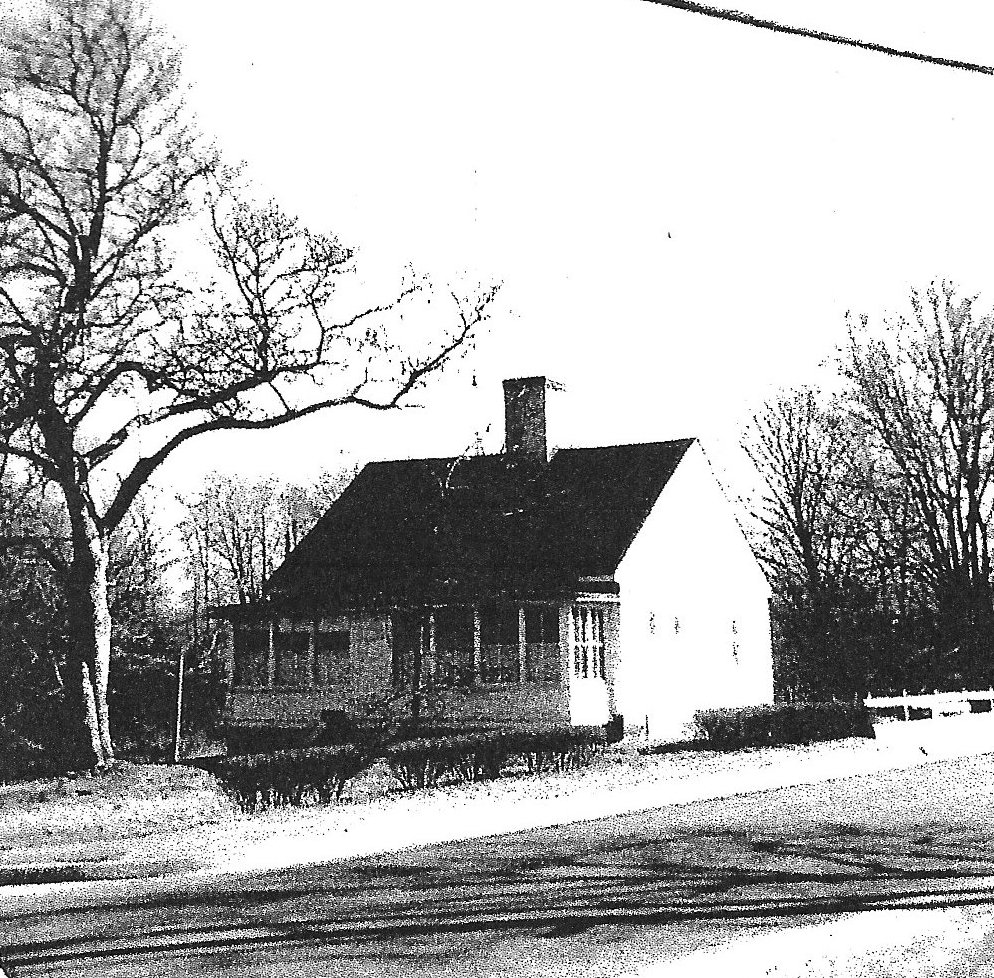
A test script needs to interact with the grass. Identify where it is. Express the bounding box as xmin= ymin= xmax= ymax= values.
xmin=0 ymin=760 xmax=234 ymax=850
